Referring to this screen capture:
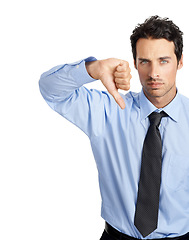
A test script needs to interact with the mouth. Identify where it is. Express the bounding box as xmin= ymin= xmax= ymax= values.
xmin=147 ymin=81 xmax=164 ymax=89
